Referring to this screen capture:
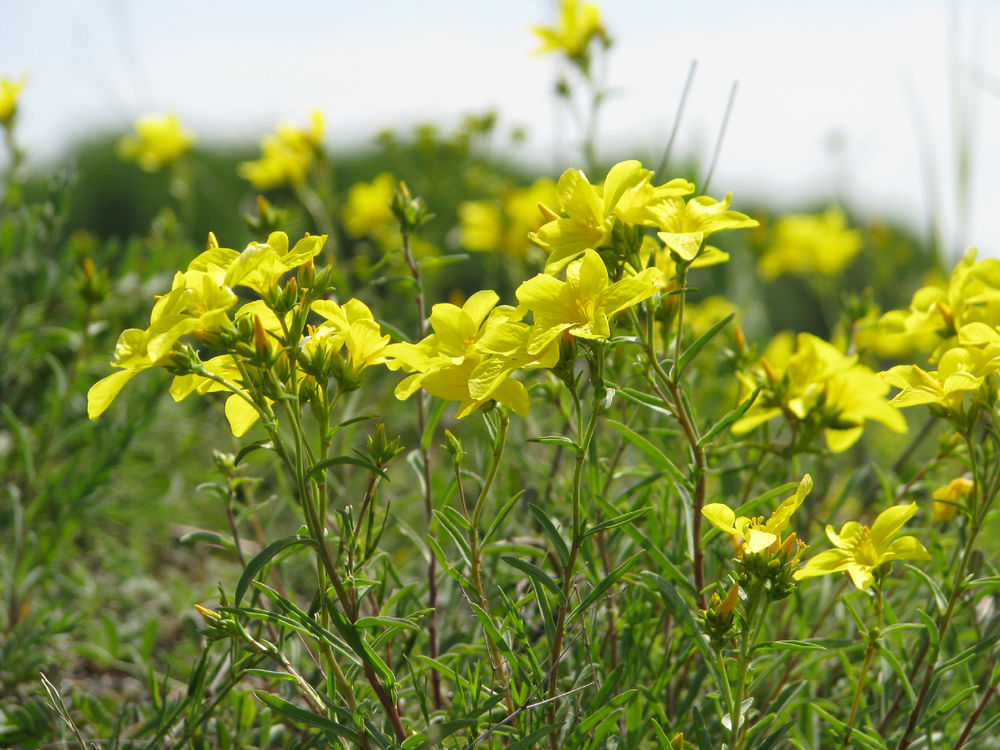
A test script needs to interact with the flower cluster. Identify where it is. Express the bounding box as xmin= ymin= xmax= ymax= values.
xmin=880 ymin=249 xmax=1000 ymax=420
xmin=88 ymin=231 xmax=389 ymax=436
xmin=703 ymin=475 xmax=812 ymax=597
xmin=733 ymin=332 xmax=905 ymax=452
